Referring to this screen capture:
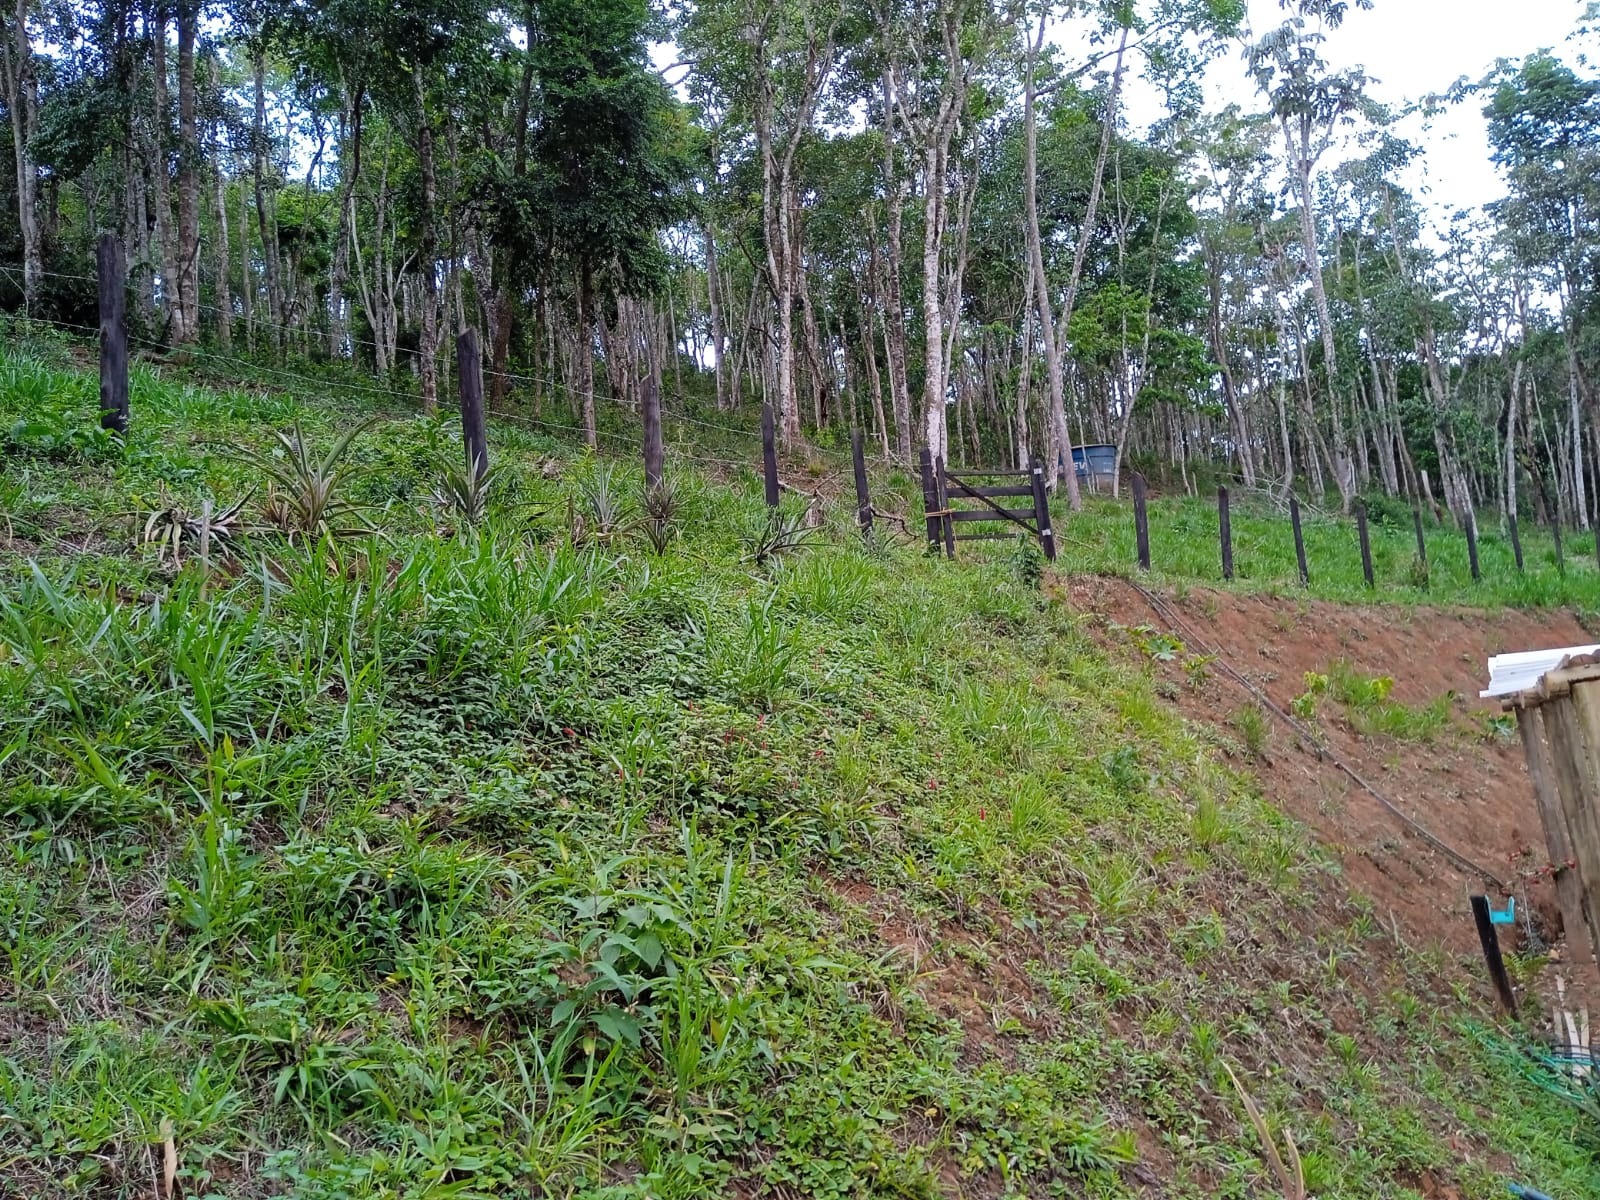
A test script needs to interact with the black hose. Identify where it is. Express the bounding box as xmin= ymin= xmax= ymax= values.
xmin=1123 ymin=577 xmax=1508 ymax=892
